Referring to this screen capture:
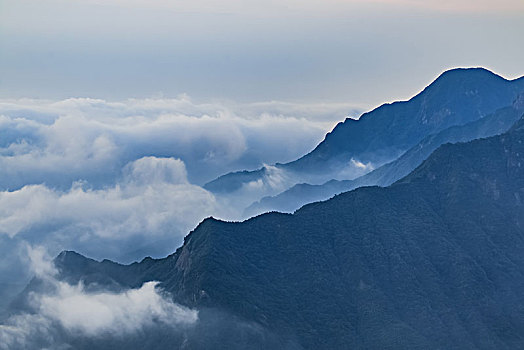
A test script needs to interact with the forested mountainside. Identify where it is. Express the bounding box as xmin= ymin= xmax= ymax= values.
xmin=32 ymin=115 xmax=524 ymax=349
